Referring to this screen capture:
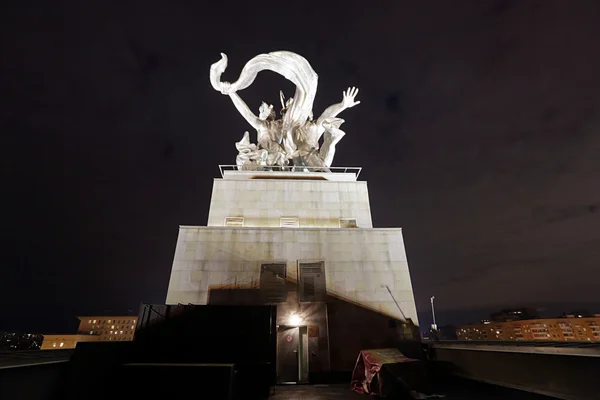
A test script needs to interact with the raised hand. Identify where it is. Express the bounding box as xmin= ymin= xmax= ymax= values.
xmin=341 ymin=87 xmax=360 ymax=108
